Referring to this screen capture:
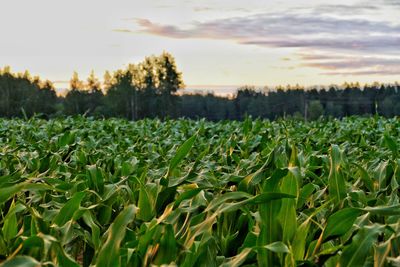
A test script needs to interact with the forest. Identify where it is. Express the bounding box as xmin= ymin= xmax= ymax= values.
xmin=0 ymin=52 xmax=399 ymax=121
